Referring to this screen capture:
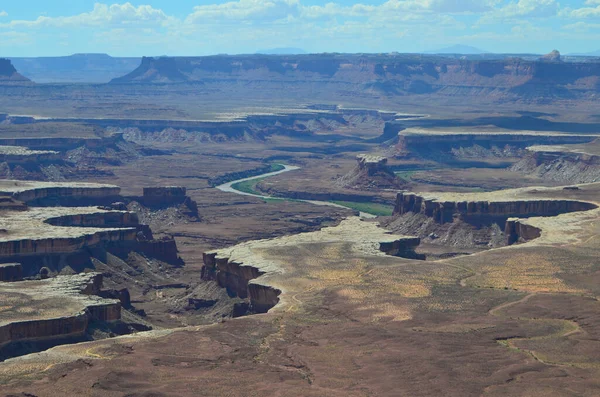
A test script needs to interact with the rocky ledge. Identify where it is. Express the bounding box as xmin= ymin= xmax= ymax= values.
xmin=202 ymin=217 xmax=421 ymax=314
xmin=512 ymin=143 xmax=600 ymax=184
xmin=0 ymin=206 xmax=138 ymax=260
xmin=337 ymin=154 xmax=404 ymax=191
xmin=393 ymin=189 xmax=598 ymax=245
xmin=393 ymin=127 xmax=599 ymax=161
xmin=0 ymin=272 xmax=120 ymax=356
xmin=0 ymin=180 xmax=121 ymax=204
